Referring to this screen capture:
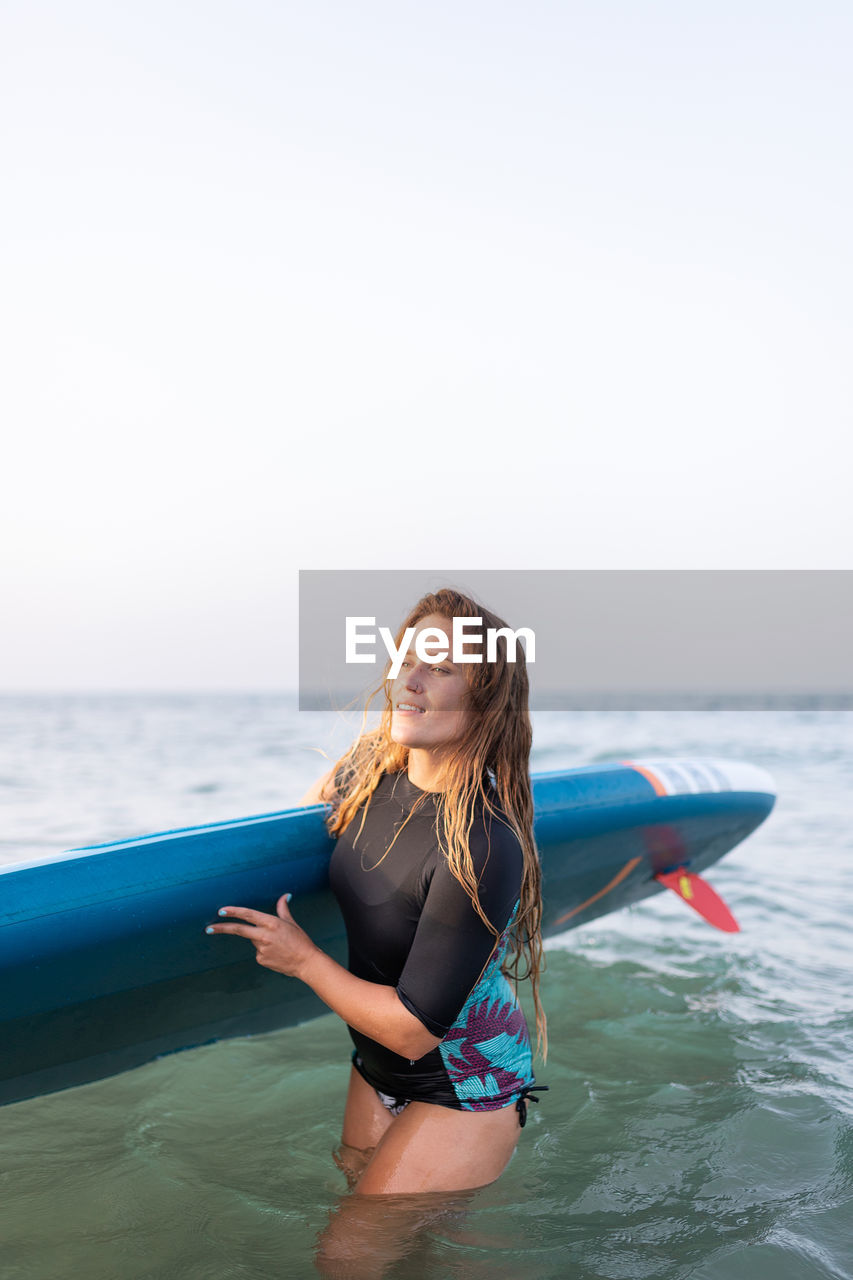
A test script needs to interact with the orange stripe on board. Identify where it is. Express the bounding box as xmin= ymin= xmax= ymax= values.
xmin=553 ymin=856 xmax=643 ymax=926
xmin=622 ymin=761 xmax=668 ymax=796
